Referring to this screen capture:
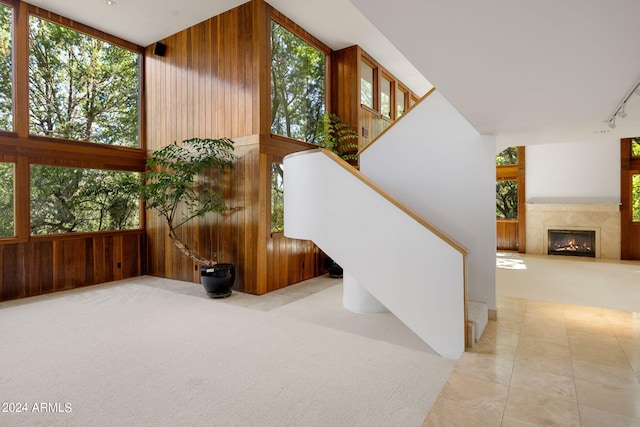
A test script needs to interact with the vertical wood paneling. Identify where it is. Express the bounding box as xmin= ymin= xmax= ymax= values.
xmin=0 ymin=232 xmax=143 ymax=302
xmin=496 ymin=220 xmax=519 ymax=251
